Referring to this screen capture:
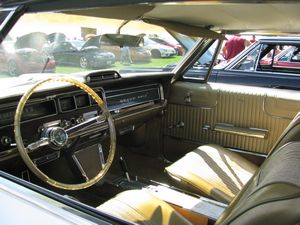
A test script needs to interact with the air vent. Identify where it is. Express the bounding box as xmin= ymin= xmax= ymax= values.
xmin=86 ymin=70 xmax=121 ymax=83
